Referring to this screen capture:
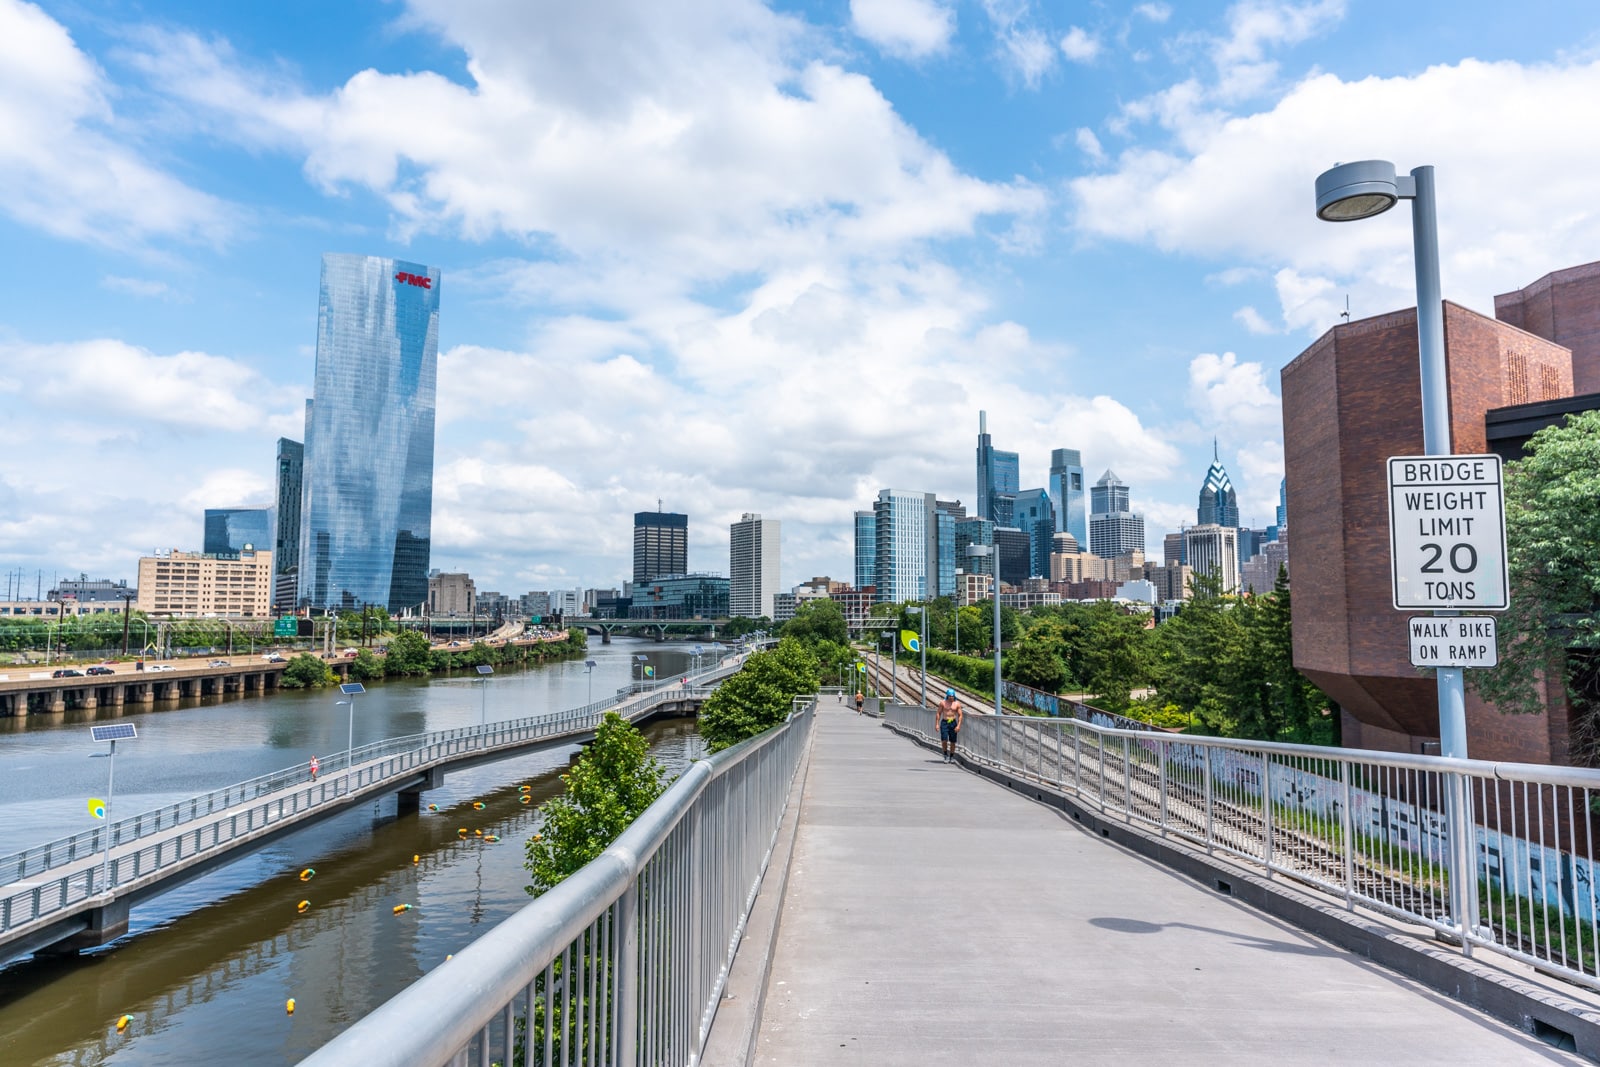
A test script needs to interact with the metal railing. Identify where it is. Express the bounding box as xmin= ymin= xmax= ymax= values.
xmin=0 ymin=657 xmax=742 ymax=945
xmin=300 ymin=695 xmax=816 ymax=1067
xmin=887 ymin=703 xmax=1600 ymax=993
